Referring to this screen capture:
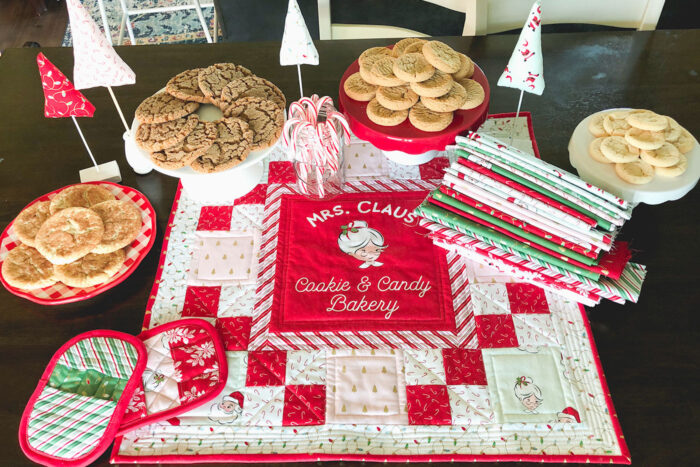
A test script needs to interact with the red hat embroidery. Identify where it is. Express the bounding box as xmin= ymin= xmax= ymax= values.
xmin=222 ymin=391 xmax=244 ymax=408
xmin=558 ymin=406 xmax=581 ymax=423
xmin=36 ymin=52 xmax=95 ymax=118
